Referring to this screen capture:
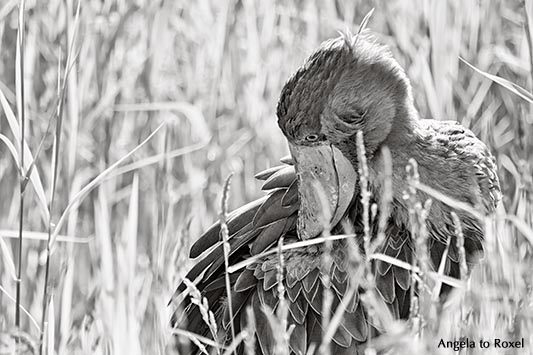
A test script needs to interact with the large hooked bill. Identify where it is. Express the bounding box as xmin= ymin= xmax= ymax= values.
xmin=289 ymin=143 xmax=358 ymax=240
